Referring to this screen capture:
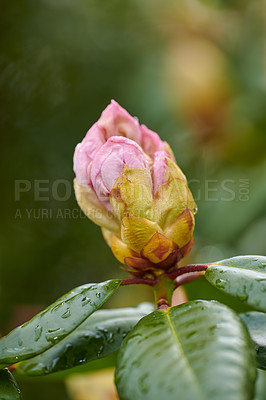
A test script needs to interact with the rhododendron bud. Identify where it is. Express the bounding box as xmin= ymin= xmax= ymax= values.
xmin=73 ymin=100 xmax=197 ymax=278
